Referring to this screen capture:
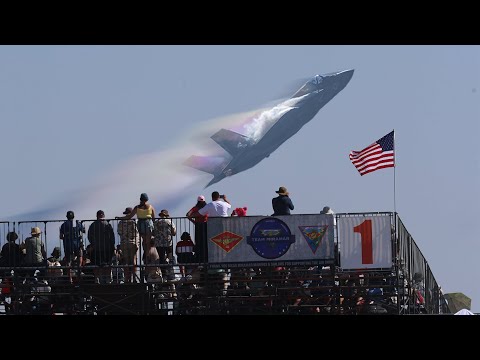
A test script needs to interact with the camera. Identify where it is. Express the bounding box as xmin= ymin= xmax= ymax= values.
xmin=220 ymin=194 xmax=225 ymax=199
